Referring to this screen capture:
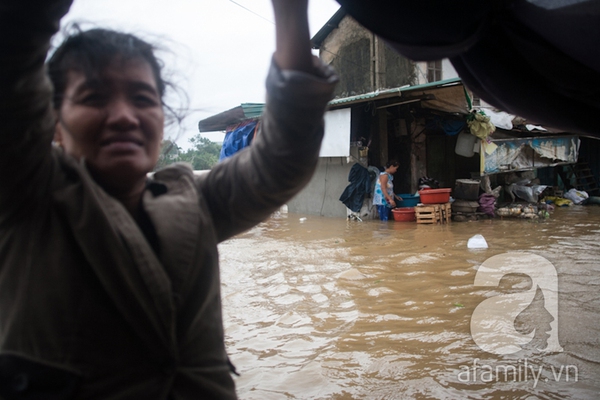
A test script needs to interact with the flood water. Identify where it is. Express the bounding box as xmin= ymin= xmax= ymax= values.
xmin=219 ymin=205 xmax=600 ymax=399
